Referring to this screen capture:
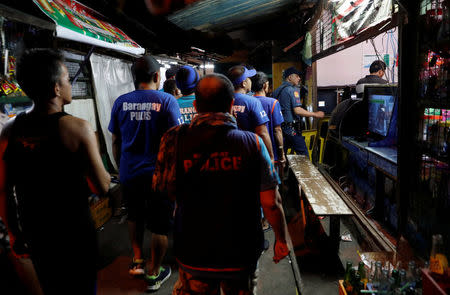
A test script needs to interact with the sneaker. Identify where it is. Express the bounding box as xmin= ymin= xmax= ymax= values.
xmin=129 ymin=258 xmax=145 ymax=276
xmin=145 ymin=266 xmax=172 ymax=291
